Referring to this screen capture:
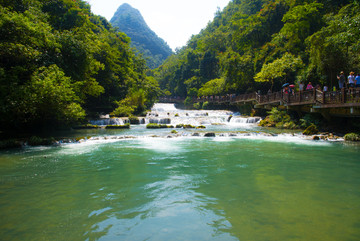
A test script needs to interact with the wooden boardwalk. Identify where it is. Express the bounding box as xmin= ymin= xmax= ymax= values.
xmin=159 ymin=88 xmax=360 ymax=117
